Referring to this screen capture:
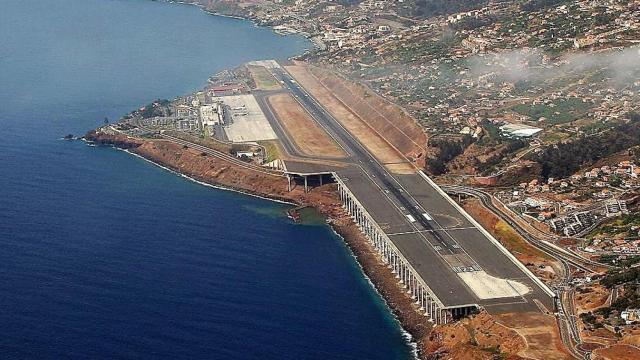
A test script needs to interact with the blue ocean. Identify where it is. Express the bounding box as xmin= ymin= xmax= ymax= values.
xmin=0 ymin=0 xmax=413 ymax=358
